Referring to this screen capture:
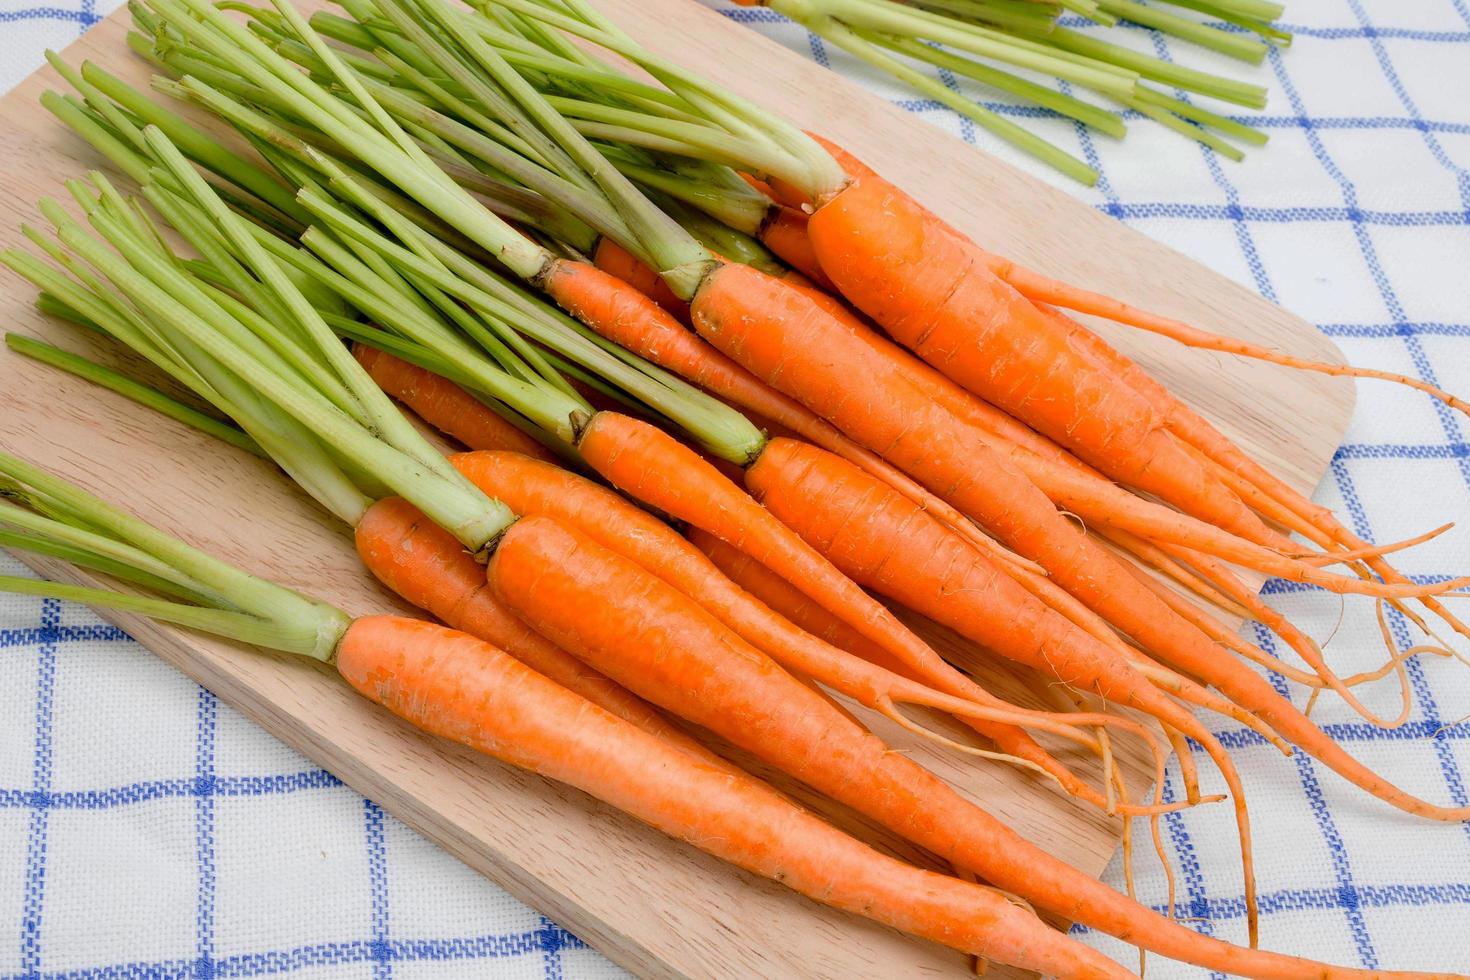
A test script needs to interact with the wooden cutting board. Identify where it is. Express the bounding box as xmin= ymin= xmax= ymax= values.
xmin=0 ymin=1 xmax=1354 ymax=977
